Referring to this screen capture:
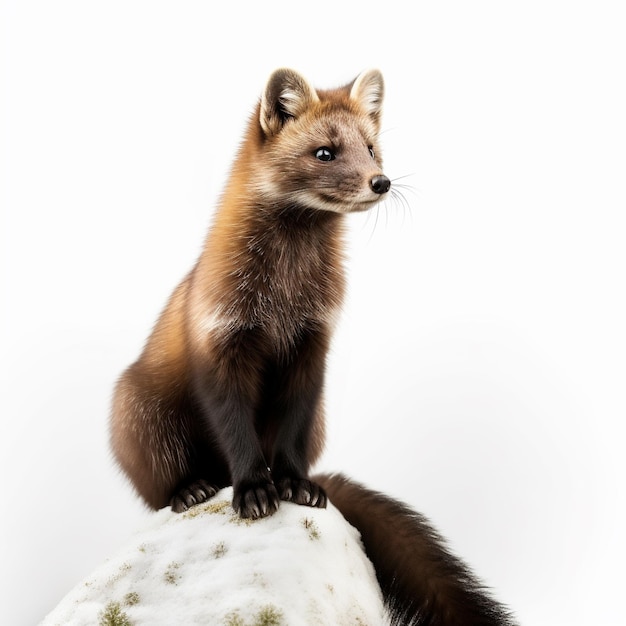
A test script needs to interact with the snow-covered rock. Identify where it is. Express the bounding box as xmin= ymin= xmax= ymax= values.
xmin=40 ymin=488 xmax=389 ymax=626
